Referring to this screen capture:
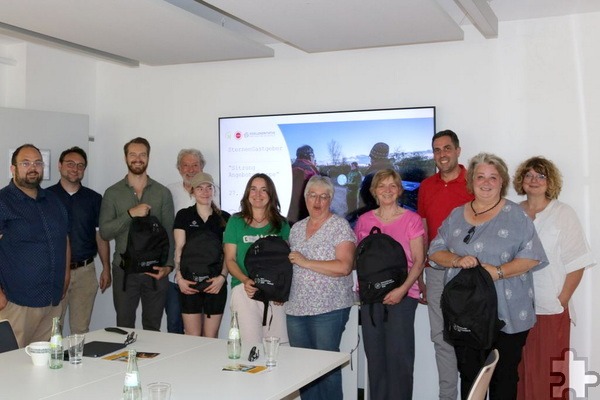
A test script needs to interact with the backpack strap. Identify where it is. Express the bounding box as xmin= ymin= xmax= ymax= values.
xmin=262 ymin=300 xmax=269 ymax=327
xmin=369 ymin=303 xmax=389 ymax=327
